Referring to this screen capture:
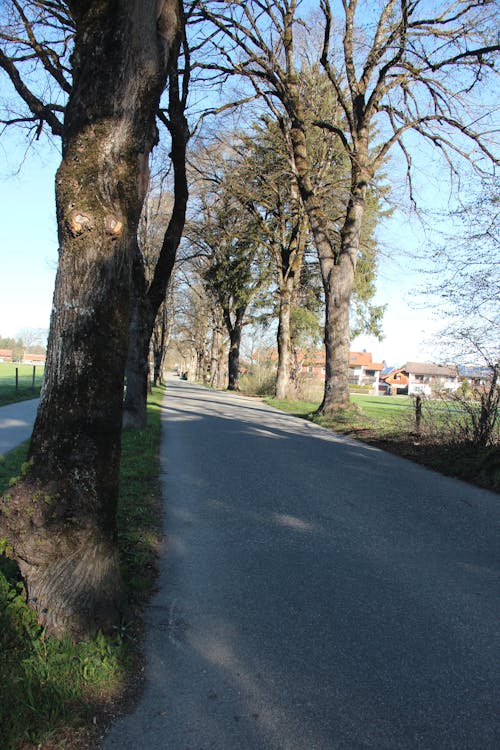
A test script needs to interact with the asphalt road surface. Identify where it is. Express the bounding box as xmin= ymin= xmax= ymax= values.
xmin=105 ymin=377 xmax=500 ymax=750
xmin=0 ymin=398 xmax=38 ymax=456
